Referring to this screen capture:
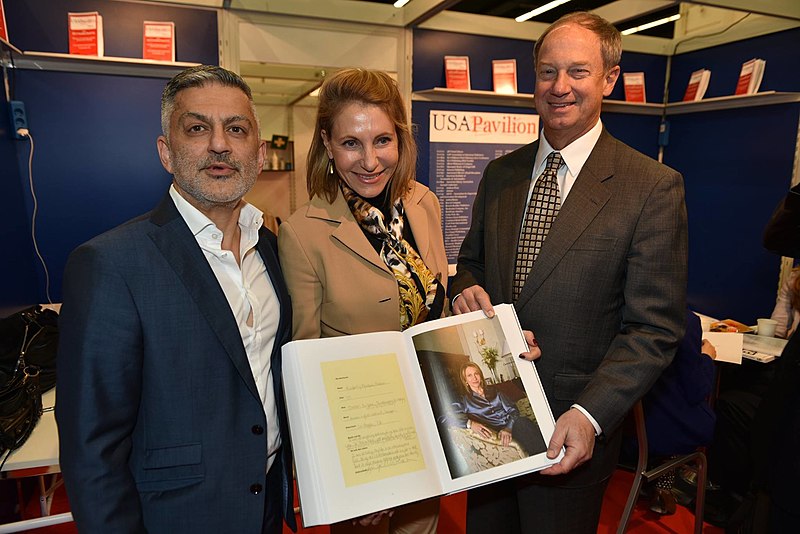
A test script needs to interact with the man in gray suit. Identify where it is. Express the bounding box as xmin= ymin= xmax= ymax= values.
xmin=56 ymin=66 xmax=295 ymax=533
xmin=450 ymin=12 xmax=687 ymax=533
